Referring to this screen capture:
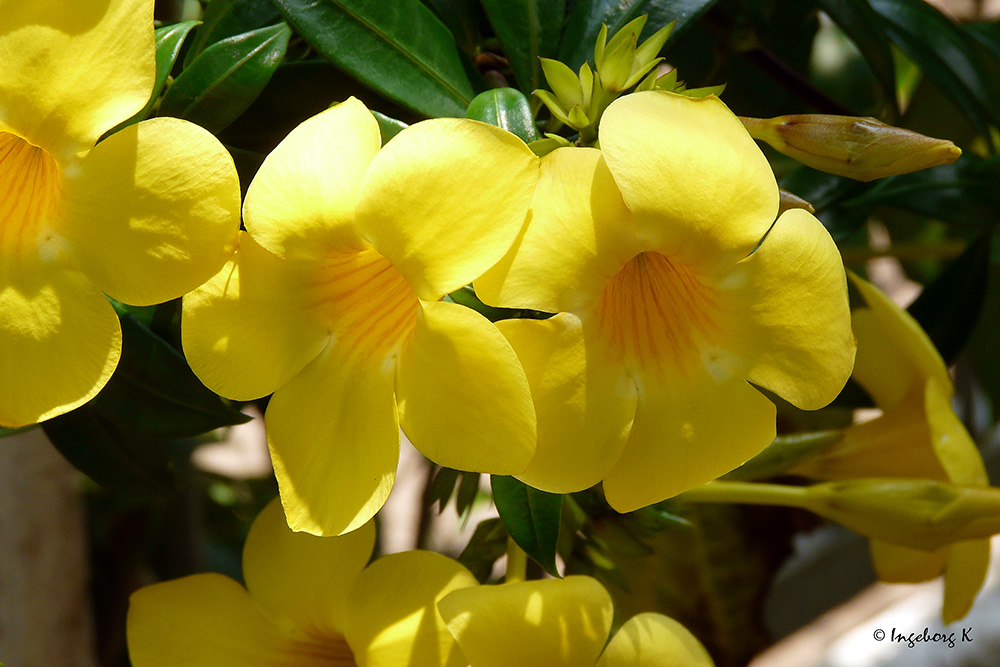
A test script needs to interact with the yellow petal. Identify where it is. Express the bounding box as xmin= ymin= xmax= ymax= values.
xmin=395 ymin=300 xmax=535 ymax=474
xmin=242 ymin=499 xmax=376 ymax=640
xmin=0 ymin=0 xmax=154 ymax=158
xmin=476 ymin=147 xmax=635 ymax=313
xmin=942 ymin=540 xmax=990 ymax=623
xmin=127 ymin=574 xmax=334 ymax=667
xmin=244 ymin=98 xmax=379 ymax=260
xmin=438 ymin=577 xmax=613 ymax=667
xmin=343 ymin=551 xmax=478 ymax=667
xmin=182 ymin=232 xmax=329 ymax=401
xmin=596 ymin=613 xmax=715 ymax=667
xmin=924 ymin=380 xmax=989 ymax=486
xmin=849 ymin=272 xmax=952 ymax=409
xmin=355 ymin=119 xmax=538 ymax=301
xmin=0 ymin=258 xmax=120 ymax=428
xmin=726 ymin=208 xmax=855 ymax=410
xmin=604 ymin=372 xmax=775 ymax=512
xmin=266 ymin=342 xmax=399 ymax=536
xmin=59 ymin=117 xmax=240 ymax=306
xmin=496 ymin=314 xmax=636 ymax=493
xmin=599 ymin=92 xmax=778 ymax=271
xmin=870 ymin=540 xmax=948 ymax=583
